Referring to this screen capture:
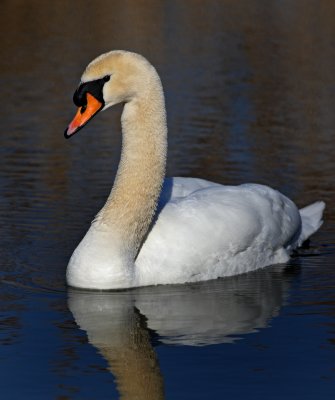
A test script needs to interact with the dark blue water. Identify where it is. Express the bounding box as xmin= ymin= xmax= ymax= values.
xmin=1 ymin=1 xmax=334 ymax=399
